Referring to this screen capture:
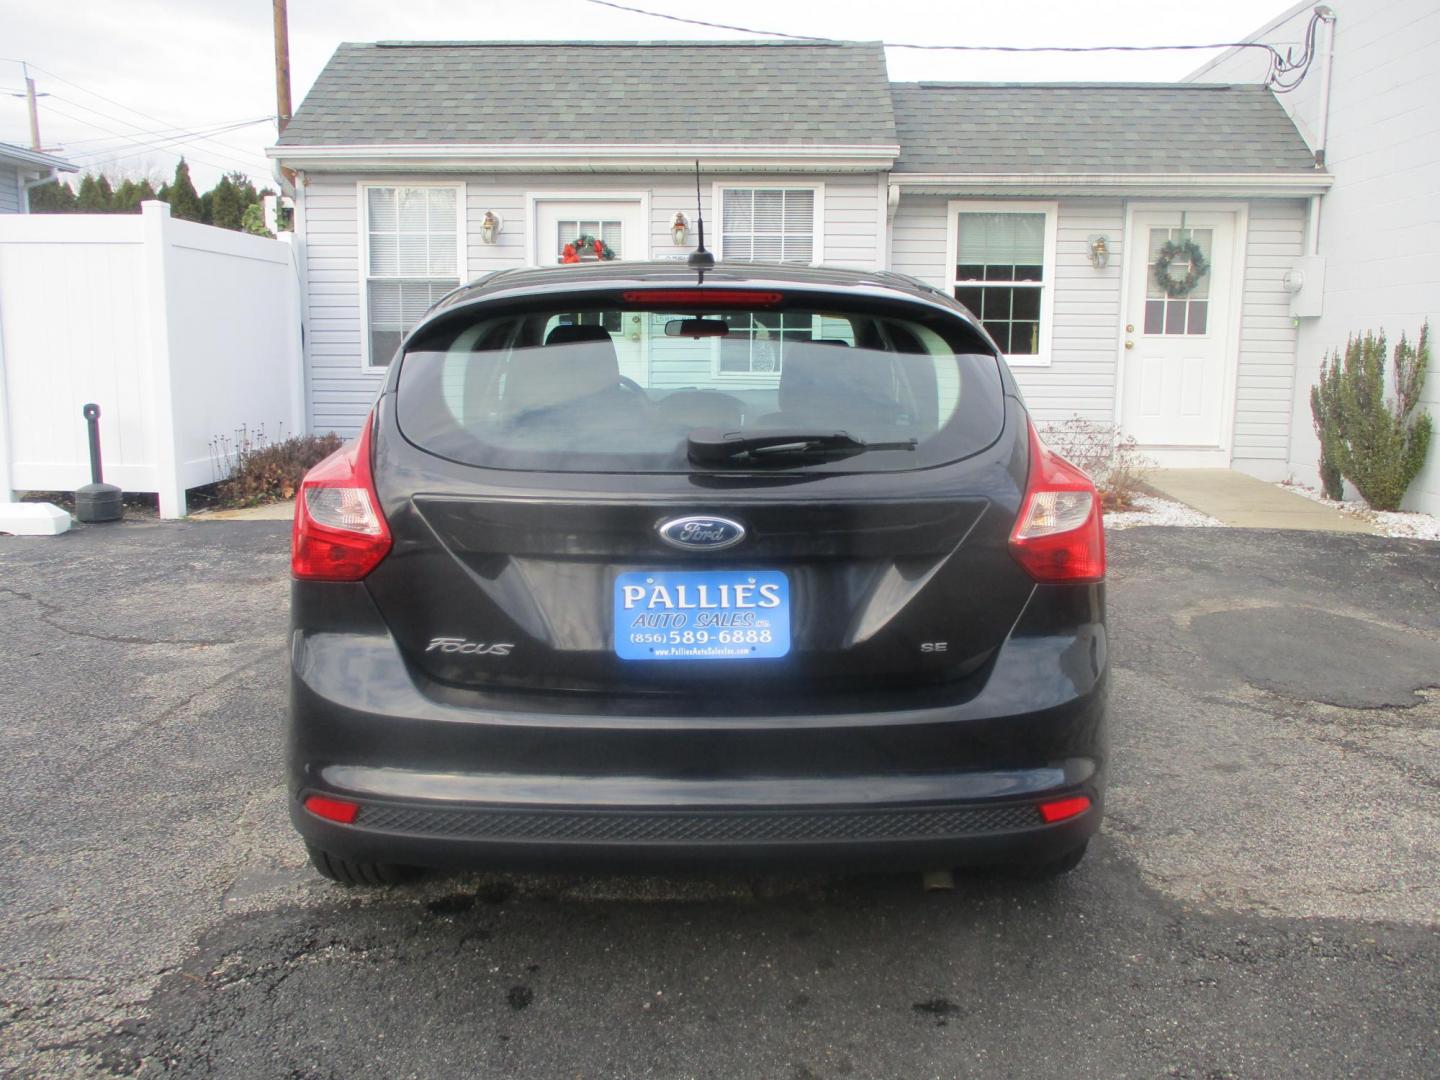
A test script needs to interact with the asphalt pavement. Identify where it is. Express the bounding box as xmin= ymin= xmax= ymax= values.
xmin=1 ymin=521 xmax=1436 ymax=1078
